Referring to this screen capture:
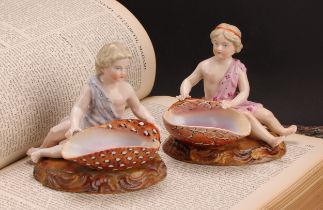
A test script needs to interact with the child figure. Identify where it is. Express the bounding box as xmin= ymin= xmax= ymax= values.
xmin=27 ymin=42 xmax=156 ymax=162
xmin=177 ymin=23 xmax=297 ymax=147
